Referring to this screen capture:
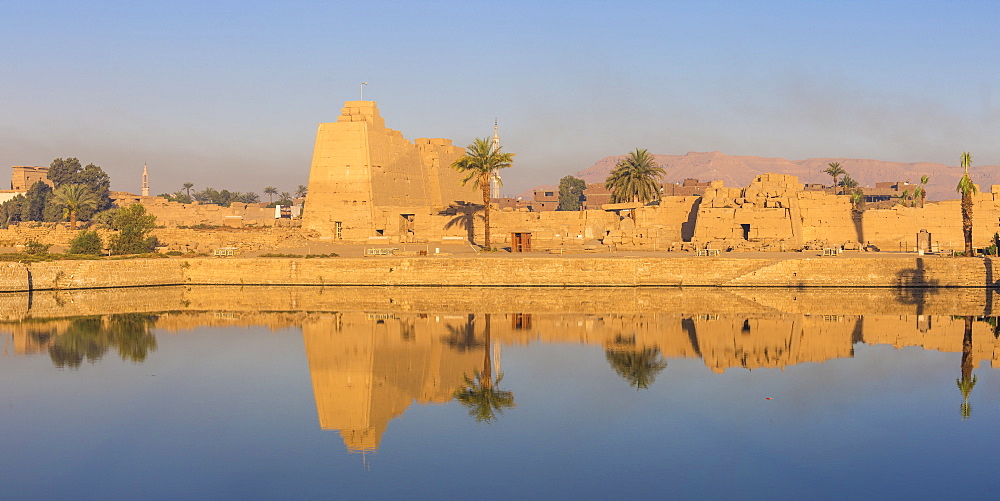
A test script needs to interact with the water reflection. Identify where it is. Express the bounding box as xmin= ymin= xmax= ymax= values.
xmin=8 ymin=313 xmax=158 ymax=368
xmin=1 ymin=286 xmax=999 ymax=453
